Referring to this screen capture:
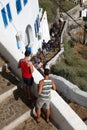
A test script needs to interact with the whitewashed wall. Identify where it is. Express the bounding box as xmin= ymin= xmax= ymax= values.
xmin=0 ymin=0 xmax=41 ymax=56
xmin=0 ymin=0 xmax=50 ymax=78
